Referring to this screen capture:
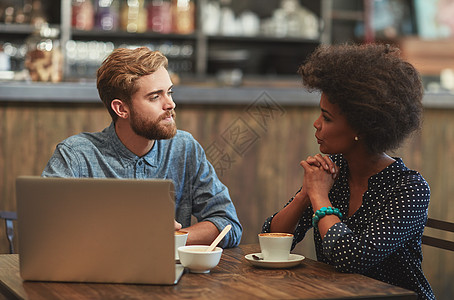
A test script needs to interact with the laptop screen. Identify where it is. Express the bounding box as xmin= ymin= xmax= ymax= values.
xmin=16 ymin=176 xmax=183 ymax=285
